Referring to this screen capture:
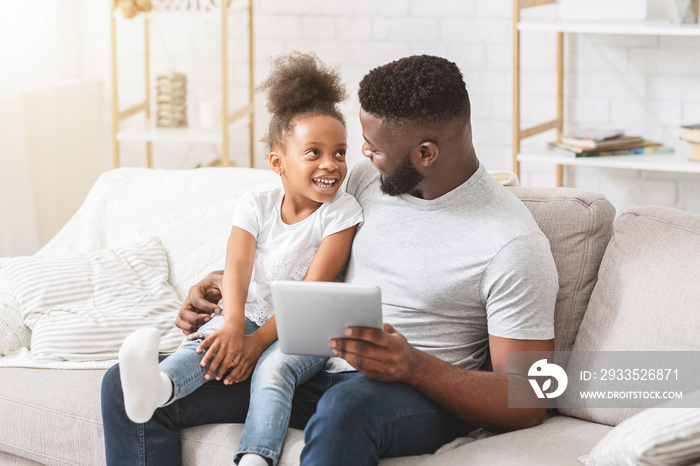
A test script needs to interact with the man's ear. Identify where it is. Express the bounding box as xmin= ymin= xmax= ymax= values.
xmin=414 ymin=141 xmax=438 ymax=167
xmin=269 ymin=152 xmax=284 ymax=175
